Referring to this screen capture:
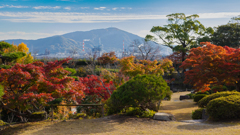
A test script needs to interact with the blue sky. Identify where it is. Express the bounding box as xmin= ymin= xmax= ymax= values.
xmin=0 ymin=0 xmax=240 ymax=40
